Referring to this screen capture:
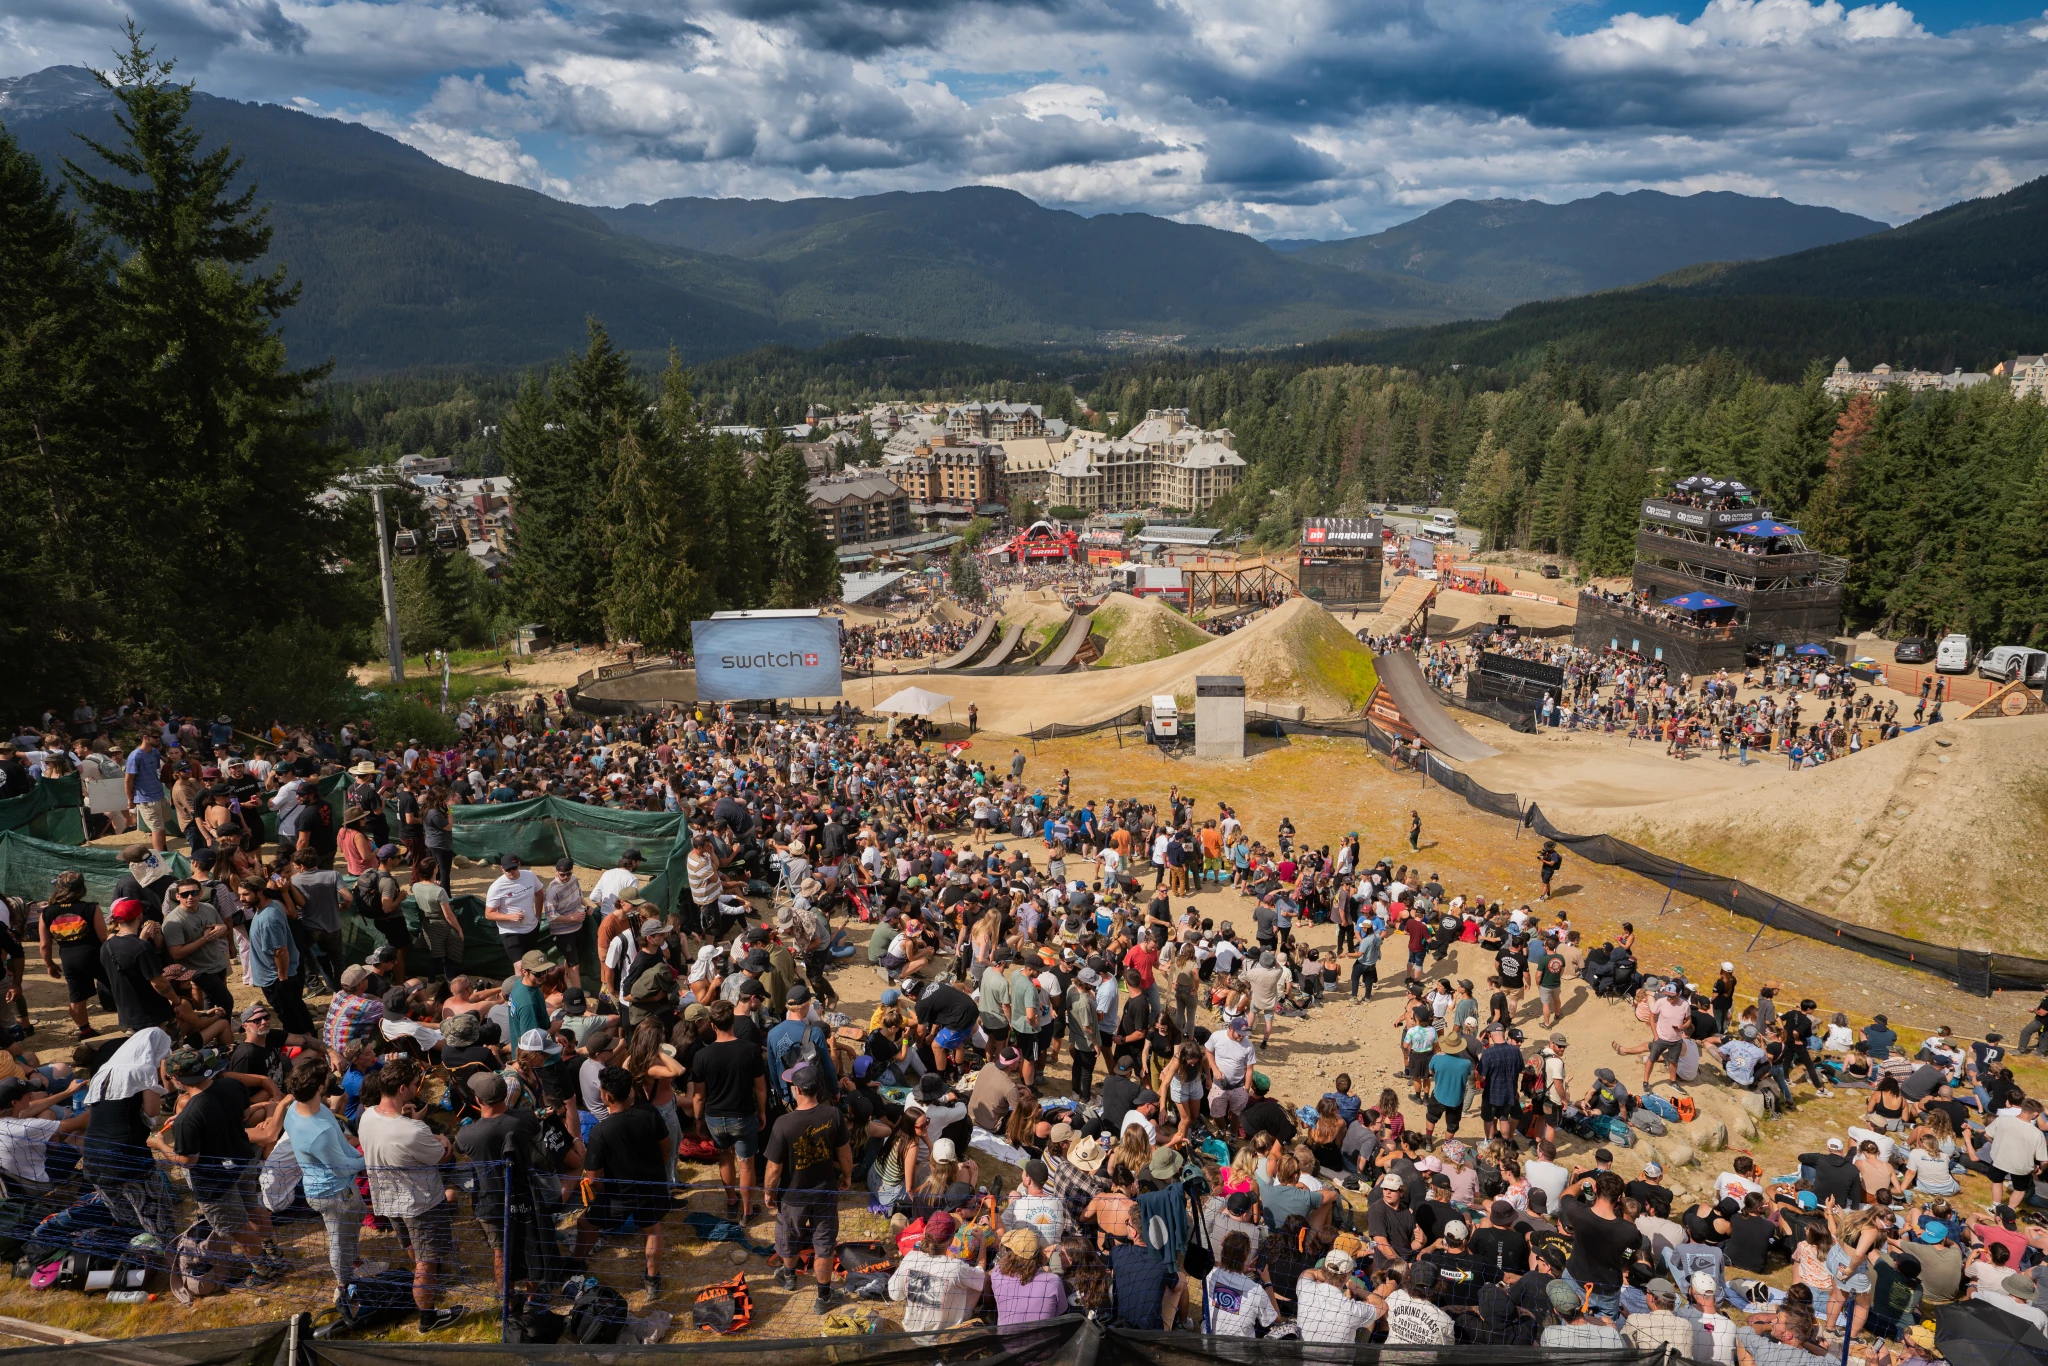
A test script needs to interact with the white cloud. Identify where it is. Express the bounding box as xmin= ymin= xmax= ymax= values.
xmin=8 ymin=0 xmax=2048 ymax=232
